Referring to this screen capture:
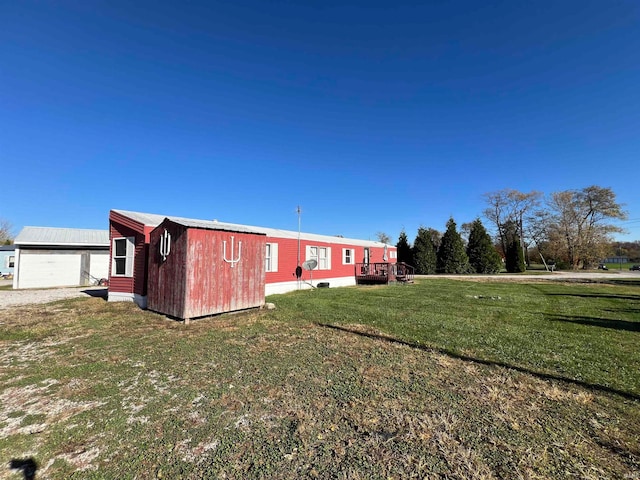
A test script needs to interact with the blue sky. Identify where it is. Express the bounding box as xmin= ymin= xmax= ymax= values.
xmin=2 ymin=0 xmax=639 ymax=242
